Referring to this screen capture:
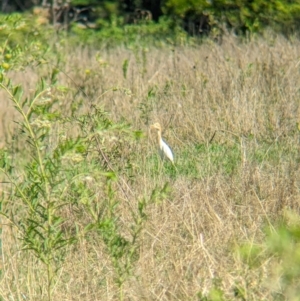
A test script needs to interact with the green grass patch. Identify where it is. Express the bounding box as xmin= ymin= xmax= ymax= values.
xmin=174 ymin=142 xmax=241 ymax=179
